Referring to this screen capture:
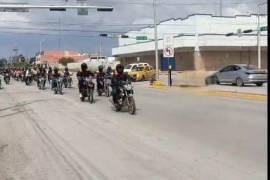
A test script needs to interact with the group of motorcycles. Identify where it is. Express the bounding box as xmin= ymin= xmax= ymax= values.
xmin=0 ymin=67 xmax=136 ymax=115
